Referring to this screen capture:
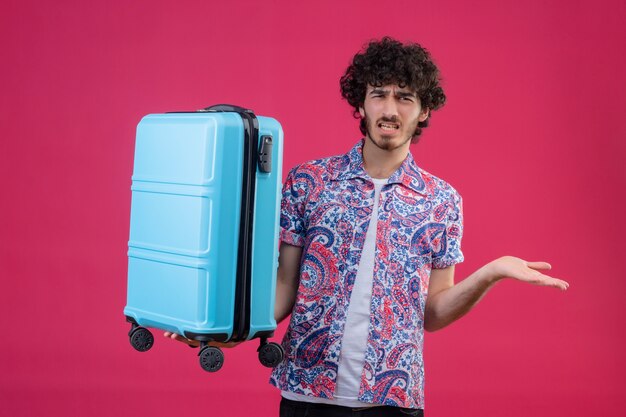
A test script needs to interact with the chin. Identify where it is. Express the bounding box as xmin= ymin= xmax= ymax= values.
xmin=368 ymin=134 xmax=410 ymax=151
